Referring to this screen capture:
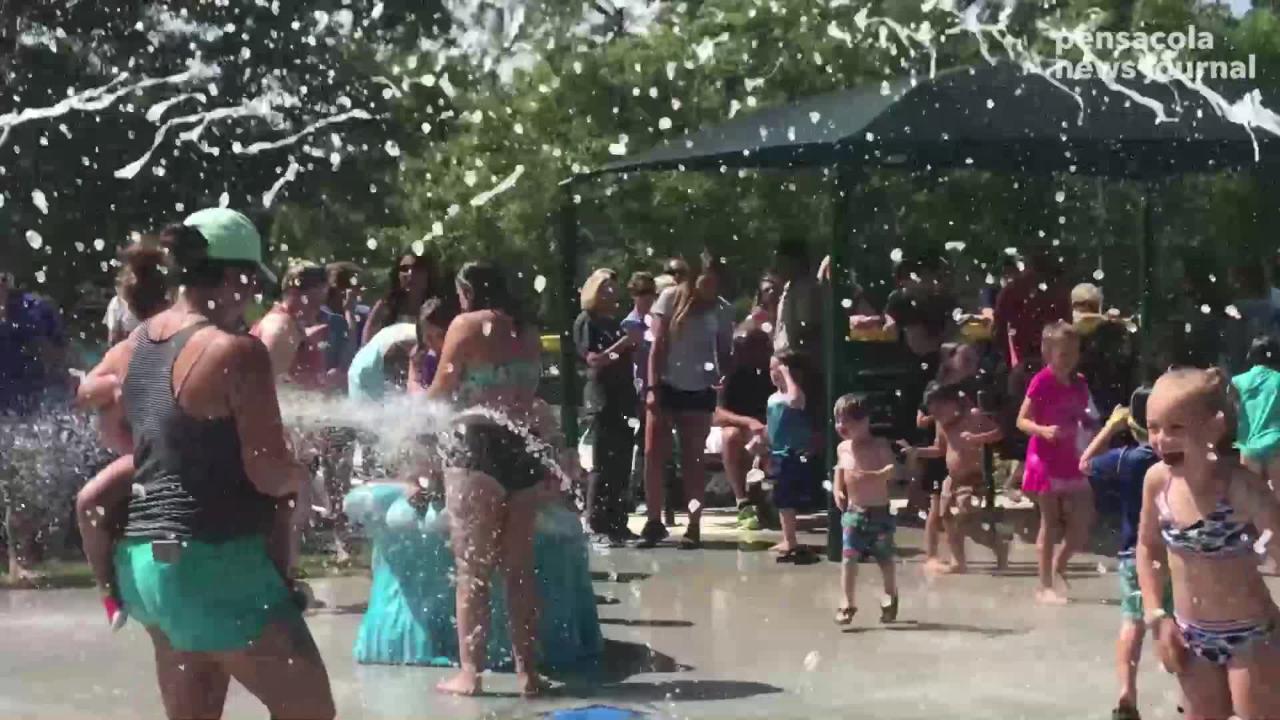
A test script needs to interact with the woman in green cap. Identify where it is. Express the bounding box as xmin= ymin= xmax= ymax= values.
xmin=79 ymin=210 xmax=335 ymax=719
